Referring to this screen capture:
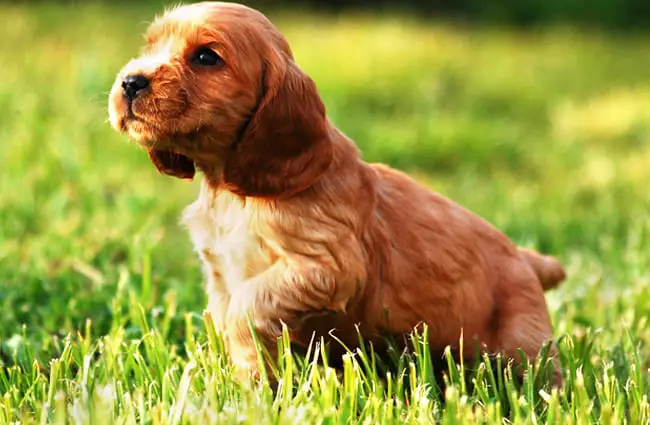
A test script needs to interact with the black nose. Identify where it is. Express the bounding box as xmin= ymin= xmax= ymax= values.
xmin=121 ymin=74 xmax=149 ymax=101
